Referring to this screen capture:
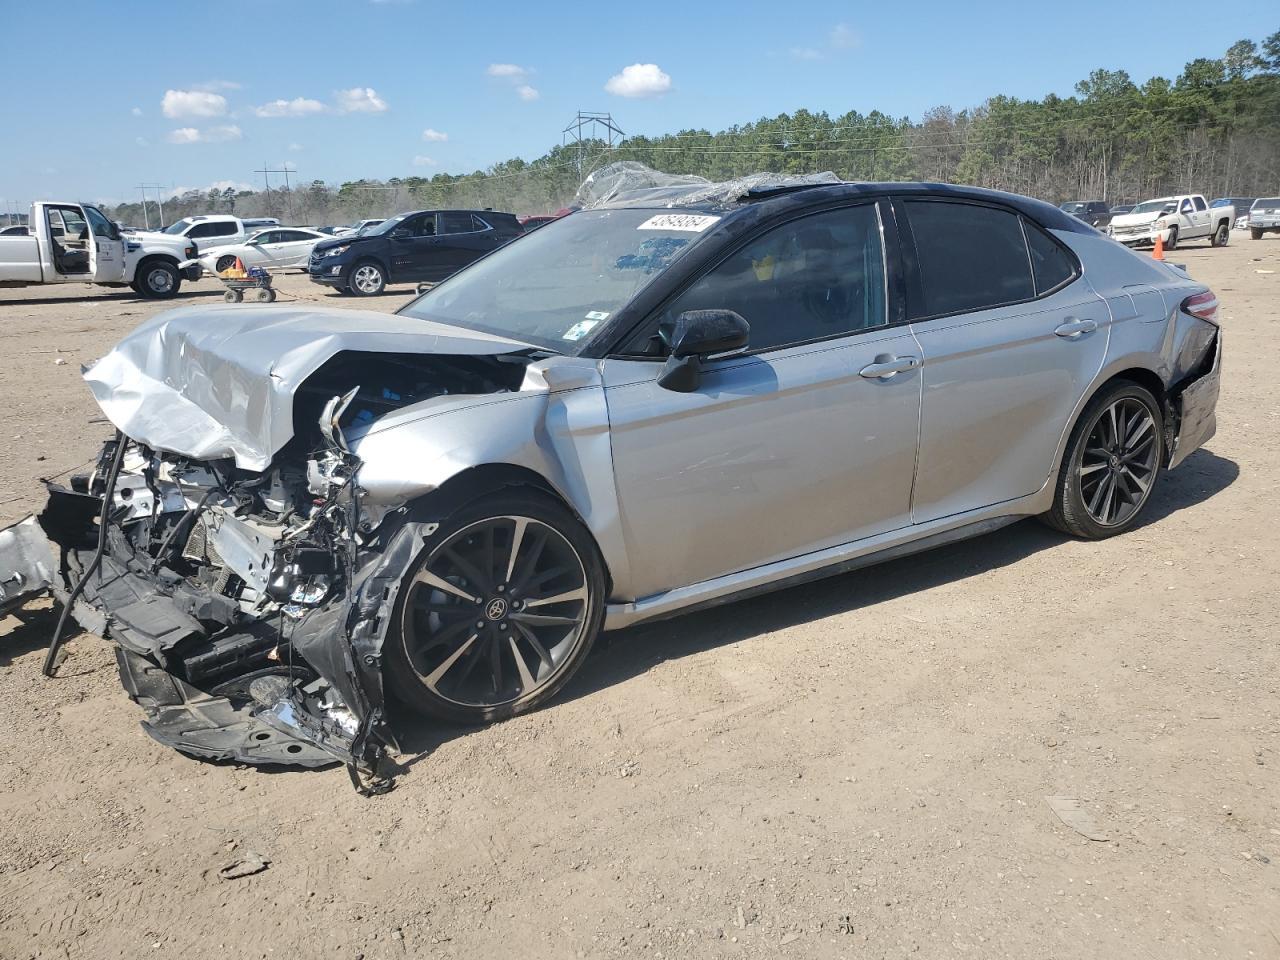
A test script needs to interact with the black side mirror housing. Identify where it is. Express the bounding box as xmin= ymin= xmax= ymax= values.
xmin=657 ymin=309 xmax=750 ymax=393
xmin=390 ymin=227 xmax=411 ymax=240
